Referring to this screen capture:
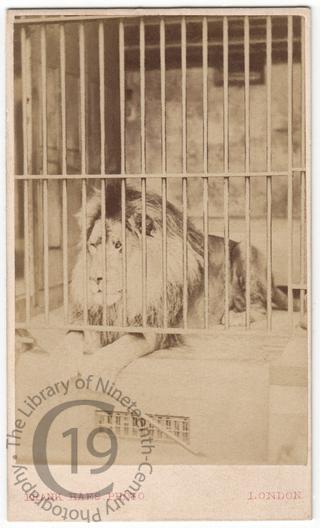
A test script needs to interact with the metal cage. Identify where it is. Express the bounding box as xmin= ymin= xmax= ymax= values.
xmin=13 ymin=12 xmax=308 ymax=339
